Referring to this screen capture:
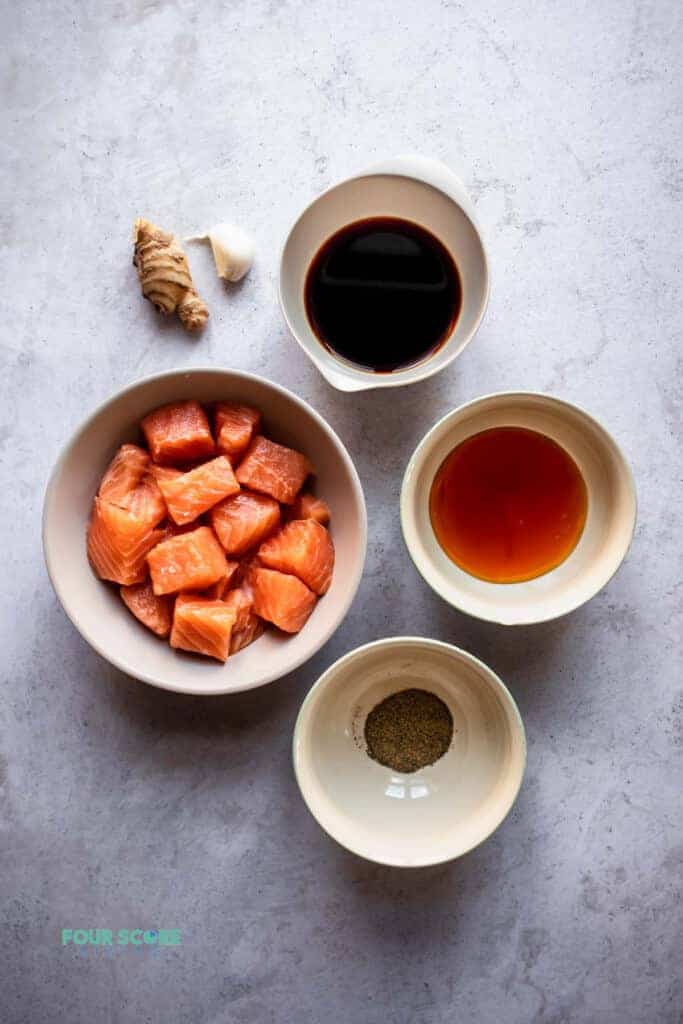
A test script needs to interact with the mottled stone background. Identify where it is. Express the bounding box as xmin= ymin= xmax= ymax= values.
xmin=1 ymin=1 xmax=681 ymax=1021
